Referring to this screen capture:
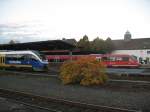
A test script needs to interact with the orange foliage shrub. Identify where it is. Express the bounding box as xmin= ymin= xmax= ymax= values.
xmin=59 ymin=57 xmax=108 ymax=86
